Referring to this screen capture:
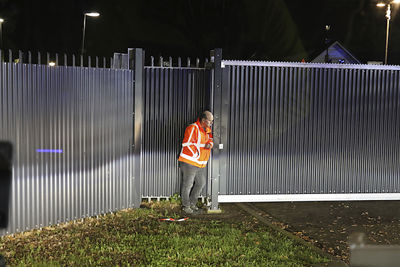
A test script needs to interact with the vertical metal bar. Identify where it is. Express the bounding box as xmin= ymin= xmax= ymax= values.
xmin=153 ymin=67 xmax=160 ymax=196
xmin=244 ymin=65 xmax=251 ymax=194
xmin=288 ymin=67 xmax=294 ymax=194
xmin=337 ymin=68 xmax=344 ymax=193
xmin=350 ymin=69 xmax=357 ymax=192
xmin=394 ymin=71 xmax=400 ymax=192
xmin=159 ymin=56 xmax=163 ymax=67
xmin=257 ymin=66 xmax=264 ymax=194
xmin=231 ymin=65 xmax=239 ymax=195
xmin=133 ymin=48 xmax=144 ymax=208
xmin=308 ymin=68 xmax=316 ymax=193
xmin=18 ymin=50 xmax=23 ymax=63
xmin=251 ymin=66 xmax=258 ymax=194
xmin=278 ymin=67 xmax=284 ymax=194
xmin=382 ymin=70 xmax=389 ymax=192
xmin=359 ymin=69 xmax=367 ymax=193
xmin=365 ymin=69 xmax=373 ymax=193
xmin=210 ymin=48 xmax=222 ymax=210
xmin=144 ymin=67 xmax=151 ymax=197
xmin=204 ymin=58 xmax=209 ymax=68
xmin=261 ymin=66 xmax=268 ymax=194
